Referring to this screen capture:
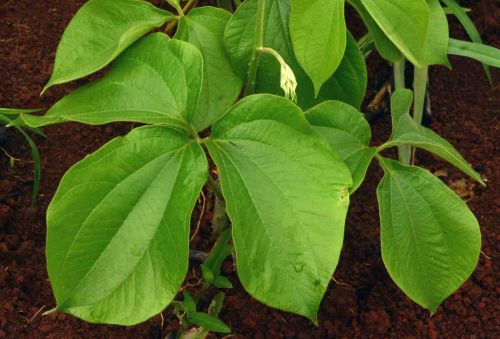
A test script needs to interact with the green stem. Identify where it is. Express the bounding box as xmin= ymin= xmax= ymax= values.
xmin=206 ymin=174 xmax=229 ymax=235
xmin=206 ymin=173 xmax=223 ymax=200
xmin=375 ymin=154 xmax=391 ymax=173
xmin=243 ymin=0 xmax=266 ymax=96
xmin=393 ymin=59 xmax=406 ymax=90
xmin=393 ymin=59 xmax=411 ymax=165
xmin=163 ymin=0 xmax=197 ymax=33
xmin=413 ymin=65 xmax=429 ymax=126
